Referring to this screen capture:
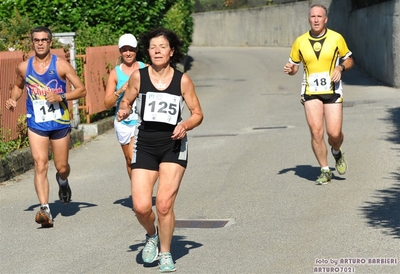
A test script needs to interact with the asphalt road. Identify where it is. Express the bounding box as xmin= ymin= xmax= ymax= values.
xmin=1 ymin=47 xmax=400 ymax=274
